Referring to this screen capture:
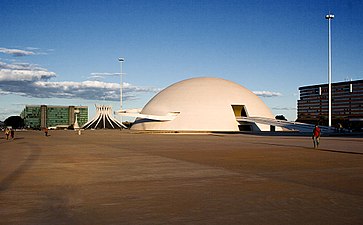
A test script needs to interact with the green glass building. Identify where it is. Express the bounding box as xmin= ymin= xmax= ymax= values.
xmin=20 ymin=105 xmax=88 ymax=129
